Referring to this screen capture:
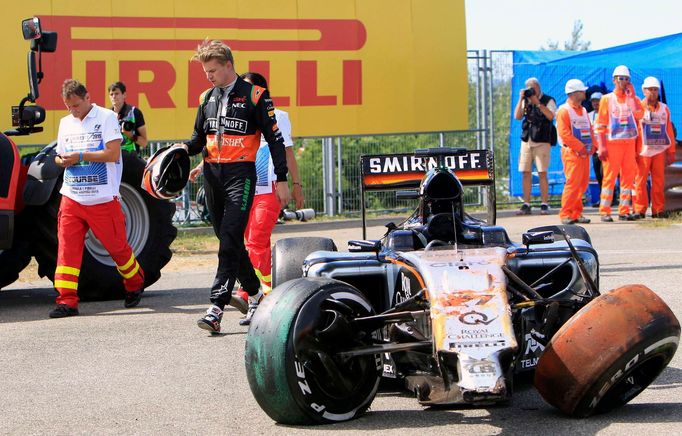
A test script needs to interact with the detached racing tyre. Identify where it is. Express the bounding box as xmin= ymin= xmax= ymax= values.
xmin=33 ymin=151 xmax=177 ymax=300
xmin=534 ymin=284 xmax=680 ymax=417
xmin=271 ymin=237 xmax=336 ymax=288
xmin=245 ymin=277 xmax=381 ymax=425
